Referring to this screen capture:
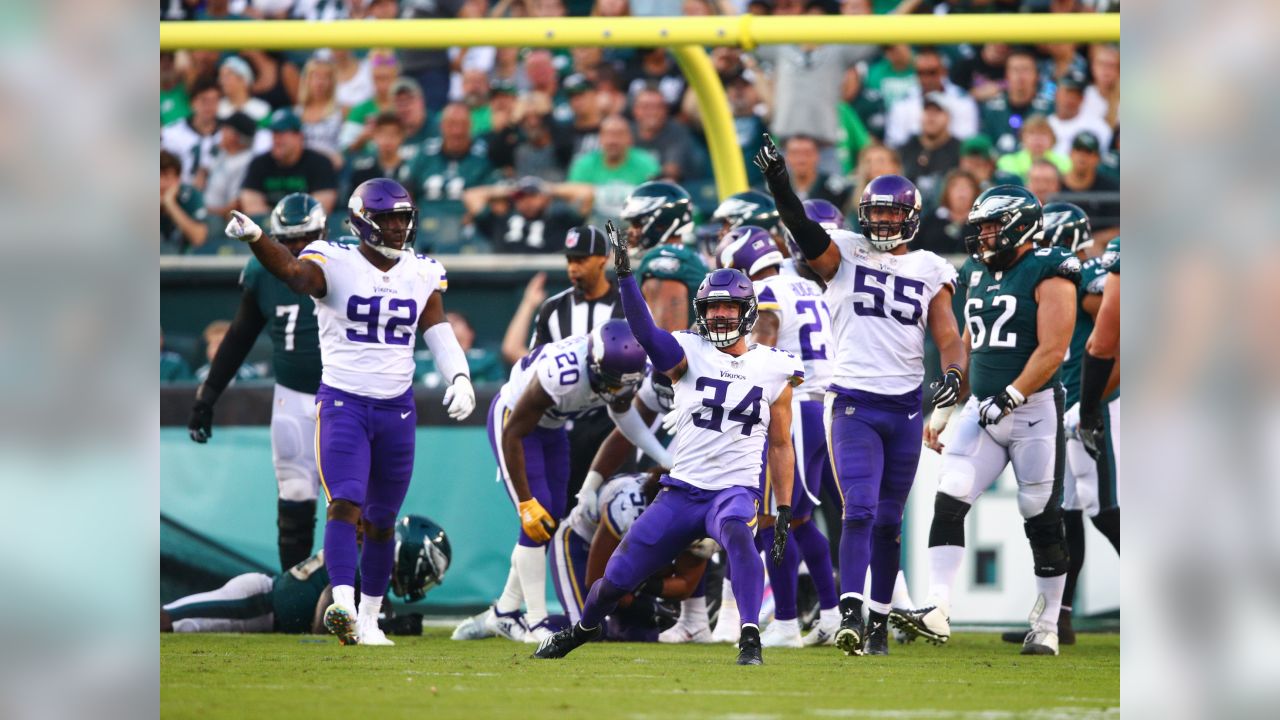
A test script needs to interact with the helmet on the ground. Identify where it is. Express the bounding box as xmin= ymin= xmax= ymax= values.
xmin=269 ymin=193 xmax=327 ymax=251
xmin=348 ymin=178 xmax=418 ymax=259
xmin=693 ymin=268 xmax=758 ymax=348
xmin=619 ymin=181 xmax=693 ymax=249
xmin=1040 ymin=202 xmax=1093 ymax=254
xmin=857 ymin=174 xmax=922 ymax=251
xmin=965 ymin=184 xmax=1043 ymax=271
xmin=392 ymin=514 xmax=451 ymax=602
xmin=711 ymin=190 xmax=780 ymax=236
xmin=587 ymin=319 xmax=649 ymax=403
xmin=719 ymin=225 xmax=783 ymax=277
